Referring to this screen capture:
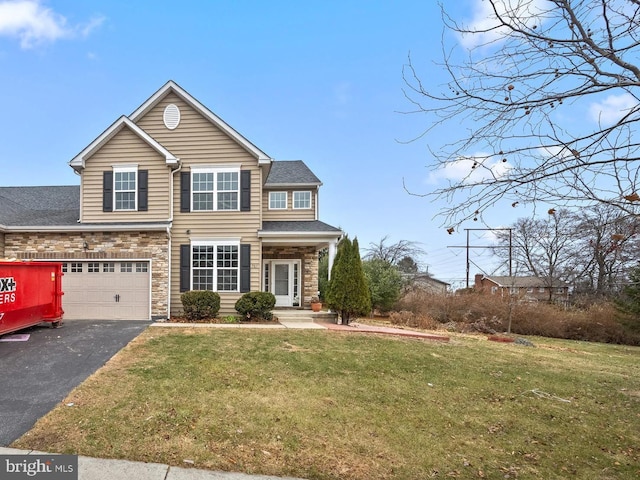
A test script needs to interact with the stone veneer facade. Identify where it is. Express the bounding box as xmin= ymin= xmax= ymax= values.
xmin=3 ymin=231 xmax=169 ymax=319
xmin=262 ymin=245 xmax=319 ymax=307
